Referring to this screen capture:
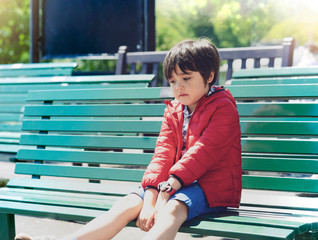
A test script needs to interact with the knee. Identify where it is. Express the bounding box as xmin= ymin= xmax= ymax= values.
xmin=162 ymin=200 xmax=188 ymax=221
xmin=116 ymin=194 xmax=143 ymax=210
